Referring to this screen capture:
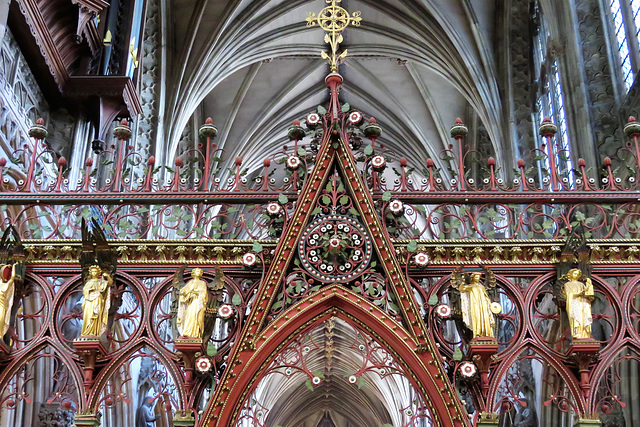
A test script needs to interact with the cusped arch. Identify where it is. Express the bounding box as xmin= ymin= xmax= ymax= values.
xmin=427 ymin=271 xmax=525 ymax=356
xmin=487 ymin=343 xmax=586 ymax=415
xmin=525 ymin=271 xmax=623 ymax=356
xmin=87 ymin=338 xmax=186 ymax=412
xmin=8 ymin=271 xmax=53 ymax=356
xmin=51 ymin=271 xmax=147 ymax=355
xmin=0 ymin=339 xmax=85 ymax=410
xmin=202 ymin=284 xmax=469 ymax=426
xmin=588 ymin=341 xmax=640 ymax=412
